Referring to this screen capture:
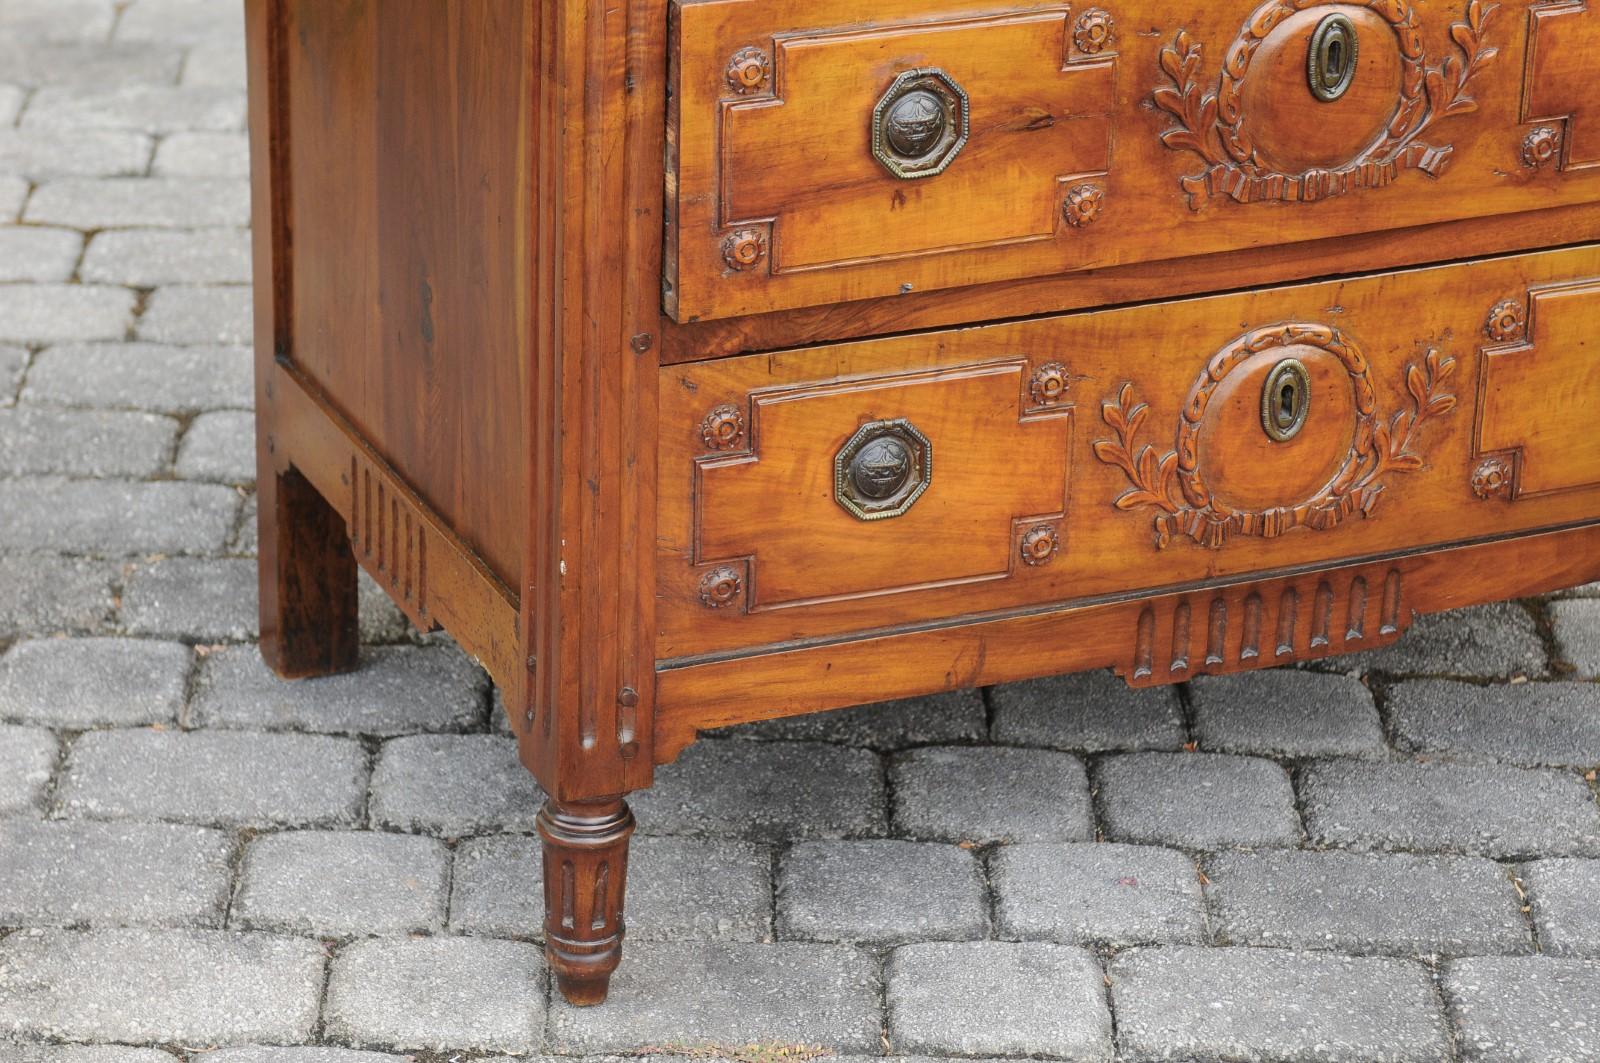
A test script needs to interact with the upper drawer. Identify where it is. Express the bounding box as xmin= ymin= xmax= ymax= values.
xmin=665 ymin=0 xmax=1599 ymax=322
